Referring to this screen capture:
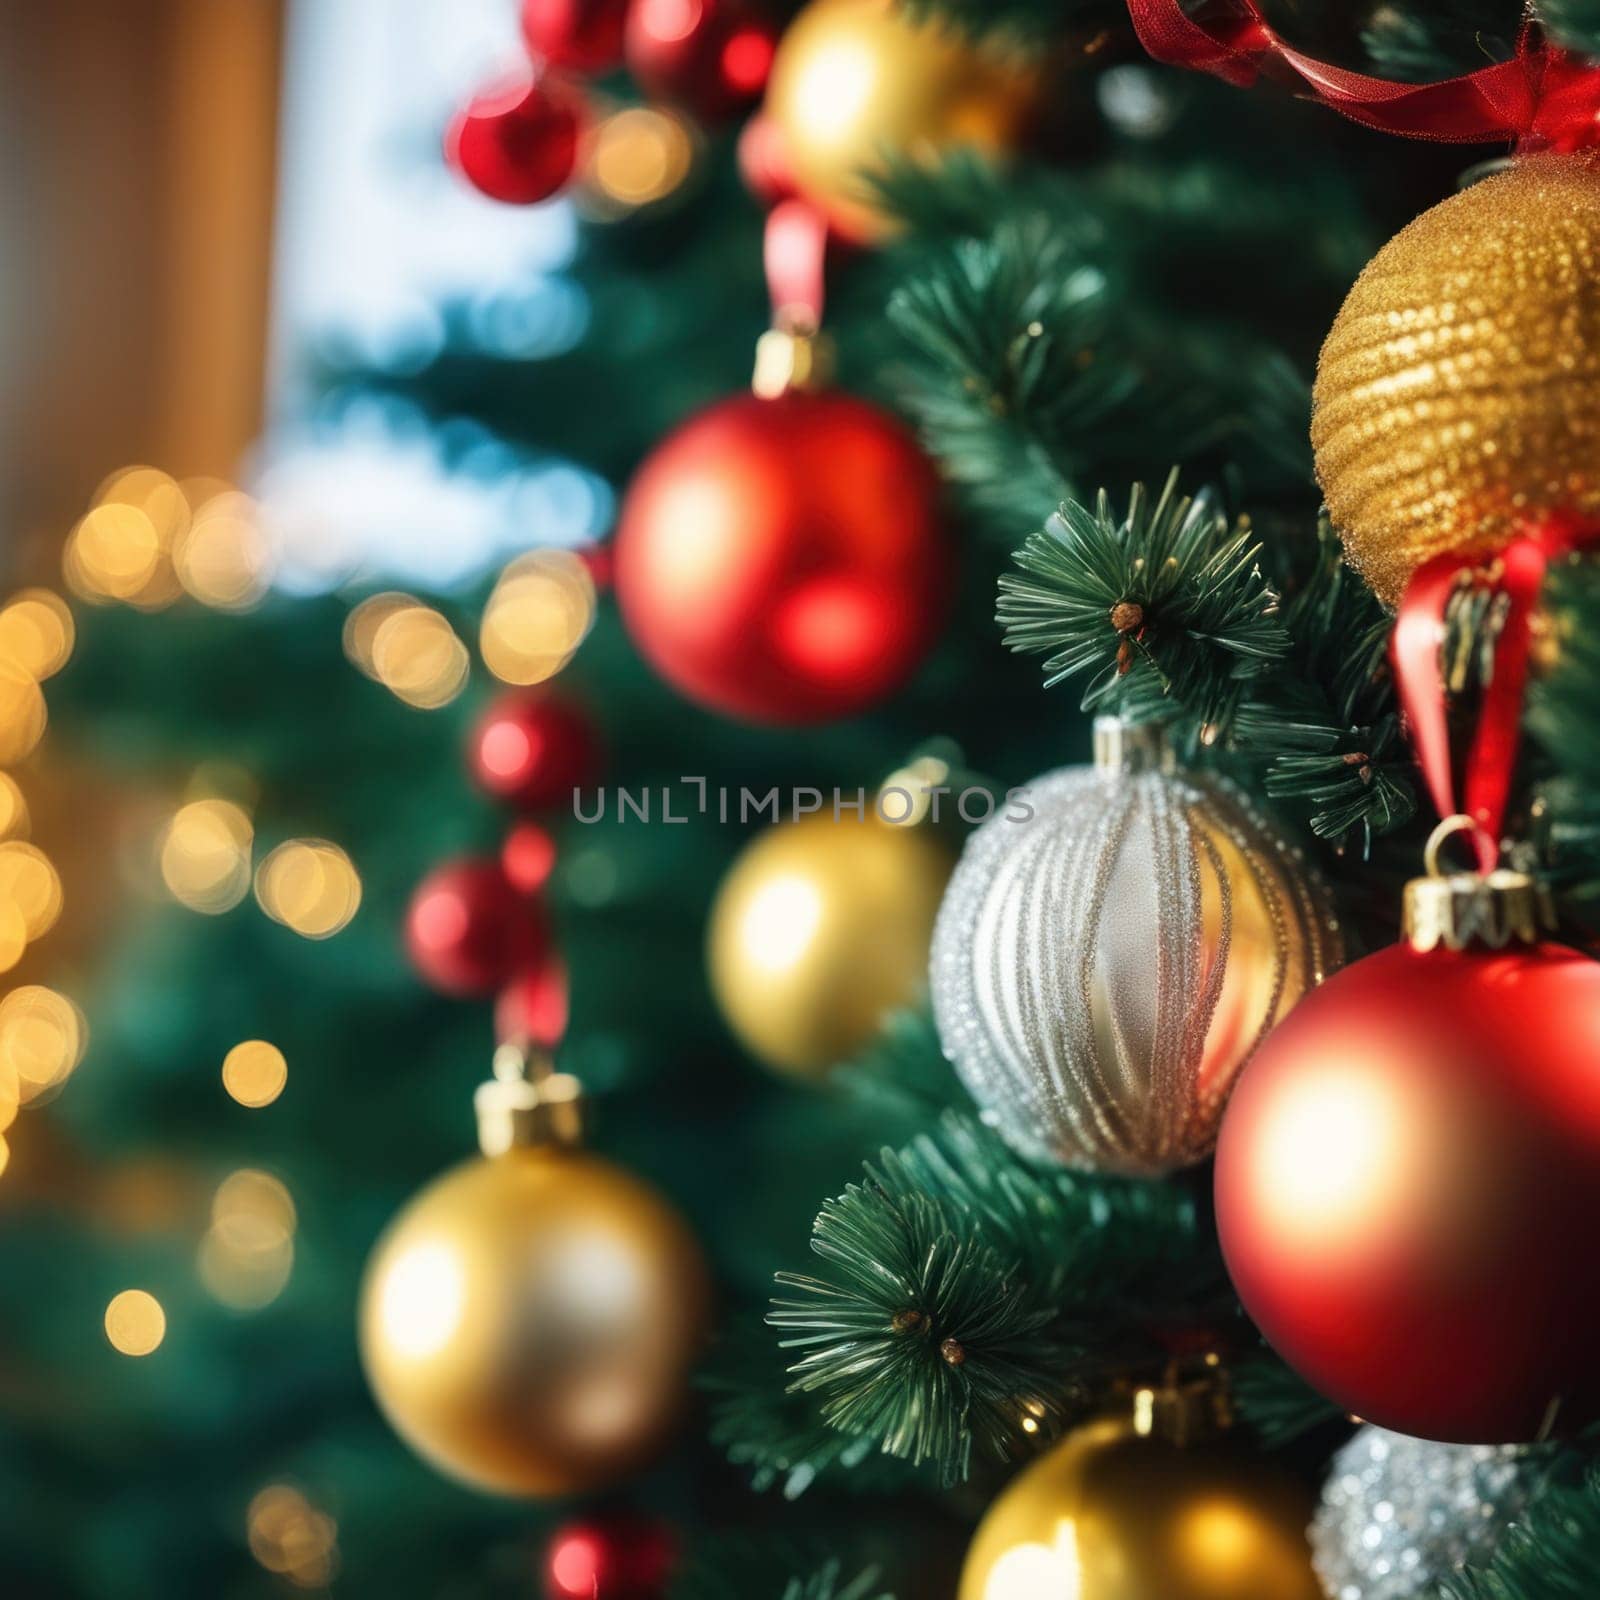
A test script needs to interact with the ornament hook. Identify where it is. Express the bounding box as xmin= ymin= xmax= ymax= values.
xmin=1423 ymin=813 xmax=1496 ymax=880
